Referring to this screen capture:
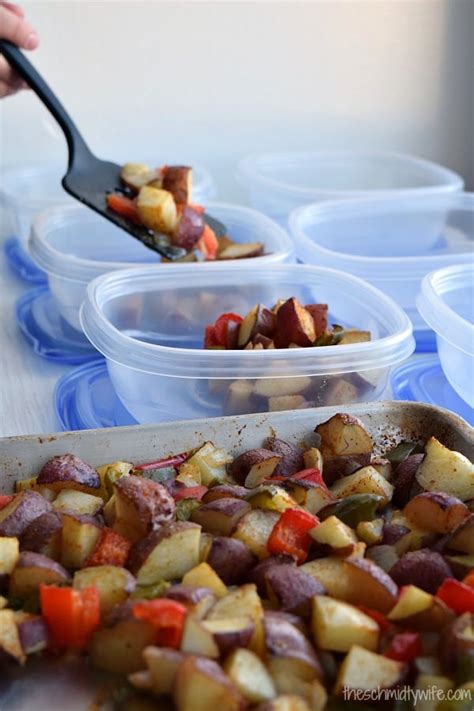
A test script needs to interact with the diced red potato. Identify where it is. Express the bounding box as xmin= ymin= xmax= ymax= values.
xmin=389 ymin=549 xmax=454 ymax=594
xmin=37 ymin=454 xmax=100 ymax=492
xmin=0 ymin=491 xmax=52 ymax=537
xmin=403 ymin=492 xmax=470 ymax=534
xmin=206 ymin=537 xmax=257 ymax=585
